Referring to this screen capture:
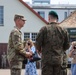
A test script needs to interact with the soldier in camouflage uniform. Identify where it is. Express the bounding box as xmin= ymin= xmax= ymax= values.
xmin=35 ymin=11 xmax=70 ymax=75
xmin=7 ymin=14 xmax=32 ymax=75
xmin=61 ymin=51 xmax=67 ymax=75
